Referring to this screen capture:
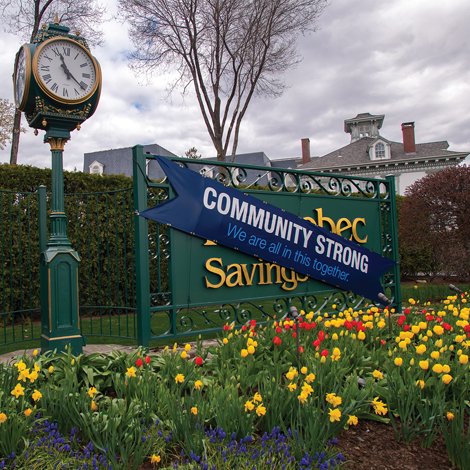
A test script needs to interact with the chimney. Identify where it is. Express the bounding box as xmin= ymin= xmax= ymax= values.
xmin=301 ymin=138 xmax=311 ymax=164
xmin=402 ymin=122 xmax=416 ymax=154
